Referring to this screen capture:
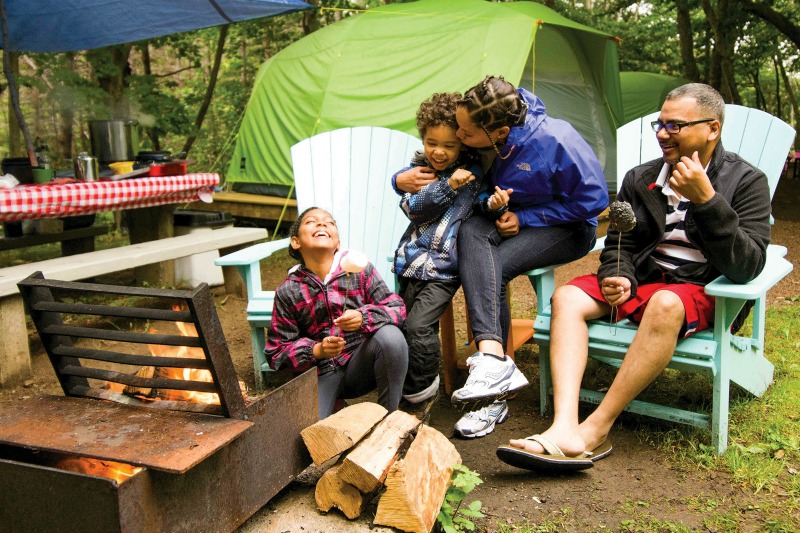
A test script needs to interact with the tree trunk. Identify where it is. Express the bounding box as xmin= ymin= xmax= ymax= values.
xmin=57 ymin=53 xmax=76 ymax=160
xmin=741 ymin=0 xmax=800 ymax=52
xmin=674 ymin=0 xmax=700 ymax=81
xmin=701 ymin=0 xmax=741 ymax=103
xmin=777 ymin=51 xmax=799 ymax=146
xmin=182 ymin=25 xmax=228 ymax=156
xmin=141 ymin=43 xmax=160 ymax=151
xmin=5 ymin=50 xmax=22 ymax=157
